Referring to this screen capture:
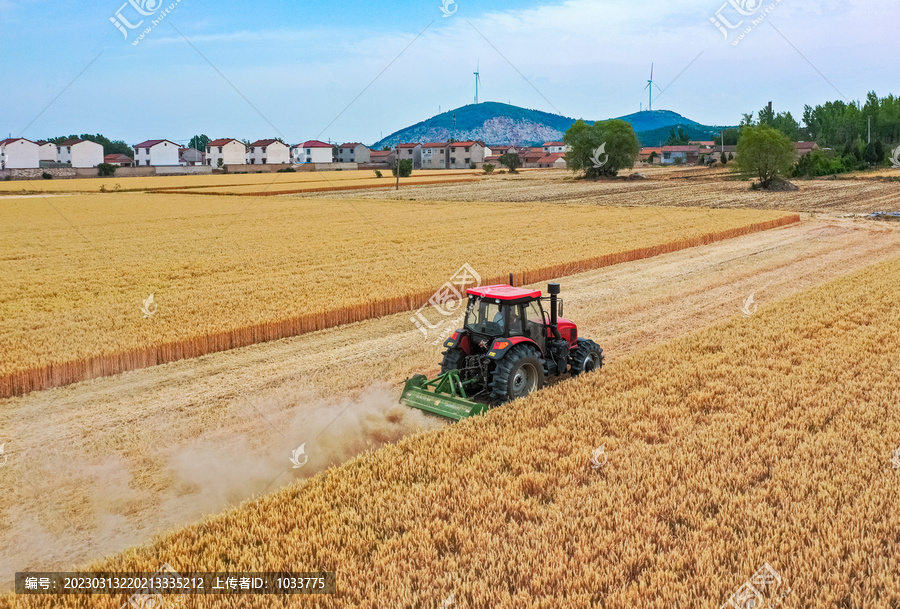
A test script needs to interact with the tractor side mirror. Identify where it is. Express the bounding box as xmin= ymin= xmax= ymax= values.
xmin=558 ymin=299 xmax=564 ymax=318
